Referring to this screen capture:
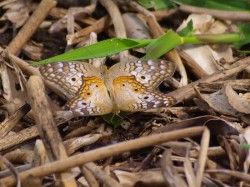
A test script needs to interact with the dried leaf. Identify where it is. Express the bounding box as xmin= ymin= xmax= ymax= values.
xmin=161 ymin=150 xmax=188 ymax=187
xmin=0 ymin=0 xmax=30 ymax=28
xmin=114 ymin=169 xmax=165 ymax=187
xmin=177 ymin=14 xmax=234 ymax=77
xmin=122 ymin=13 xmax=151 ymax=40
xmin=225 ymin=84 xmax=250 ymax=114
xmin=200 ymin=87 xmax=250 ymax=124
xmin=0 ymin=64 xmax=27 ymax=114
